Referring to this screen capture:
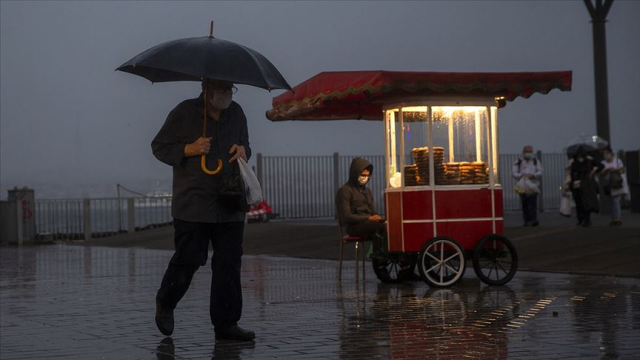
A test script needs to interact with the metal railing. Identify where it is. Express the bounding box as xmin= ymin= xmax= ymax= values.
xmin=34 ymin=197 xmax=172 ymax=240
xmin=258 ymin=152 xmax=569 ymax=219
xmin=23 ymin=152 xmax=569 ymax=241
